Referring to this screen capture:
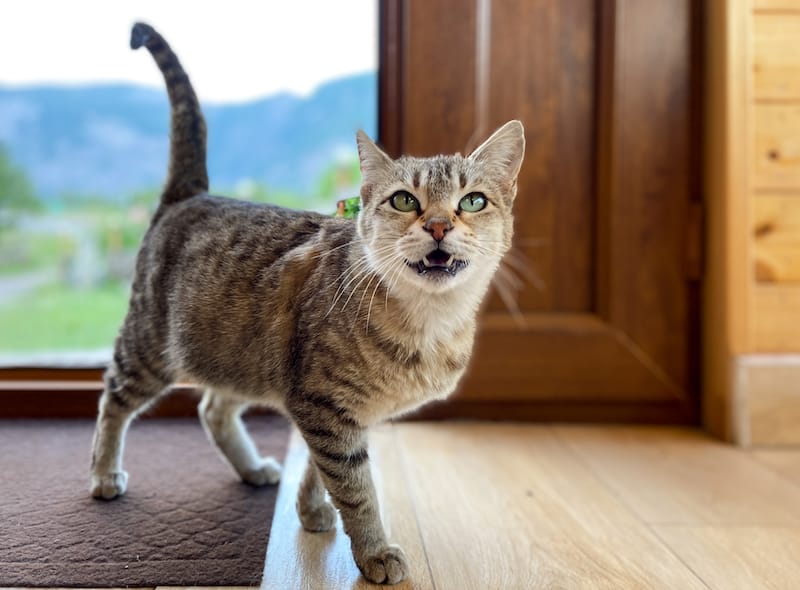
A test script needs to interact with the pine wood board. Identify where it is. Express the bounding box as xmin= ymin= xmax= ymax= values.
xmin=753 ymin=0 xmax=800 ymax=11
xmin=752 ymin=285 xmax=800 ymax=351
xmin=754 ymin=104 xmax=800 ymax=189
xmin=753 ymin=14 xmax=800 ymax=99
xmin=753 ymin=194 xmax=800 ymax=283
